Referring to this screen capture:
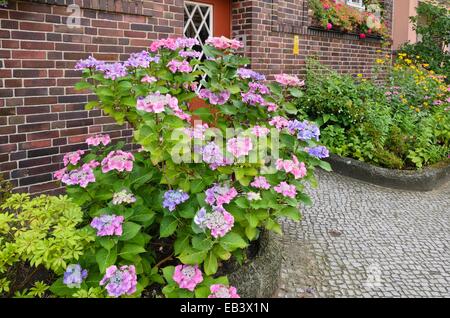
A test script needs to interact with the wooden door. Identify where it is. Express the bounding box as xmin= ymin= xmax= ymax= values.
xmin=184 ymin=0 xmax=232 ymax=116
